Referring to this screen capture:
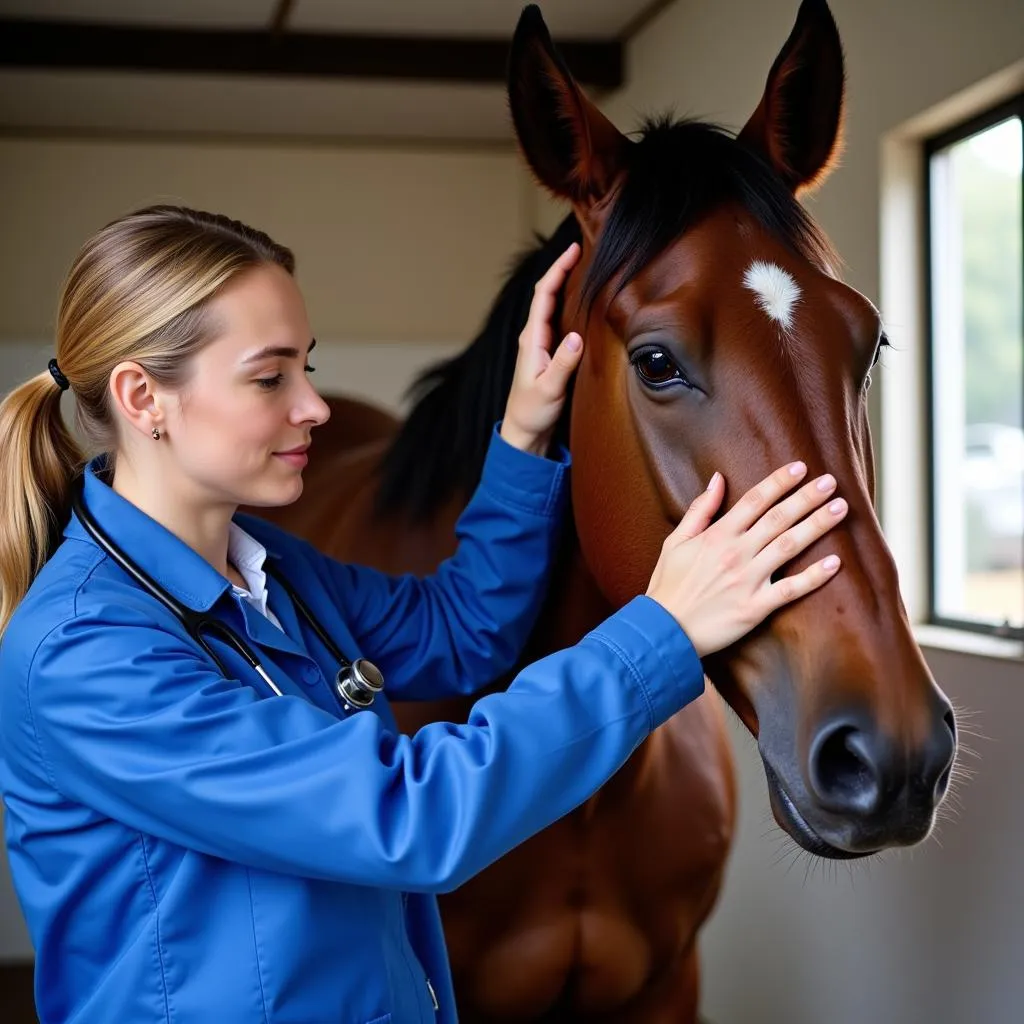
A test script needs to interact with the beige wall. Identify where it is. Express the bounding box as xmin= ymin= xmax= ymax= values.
xmin=0 ymin=135 xmax=531 ymax=348
xmin=595 ymin=2 xmax=1024 ymax=1022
